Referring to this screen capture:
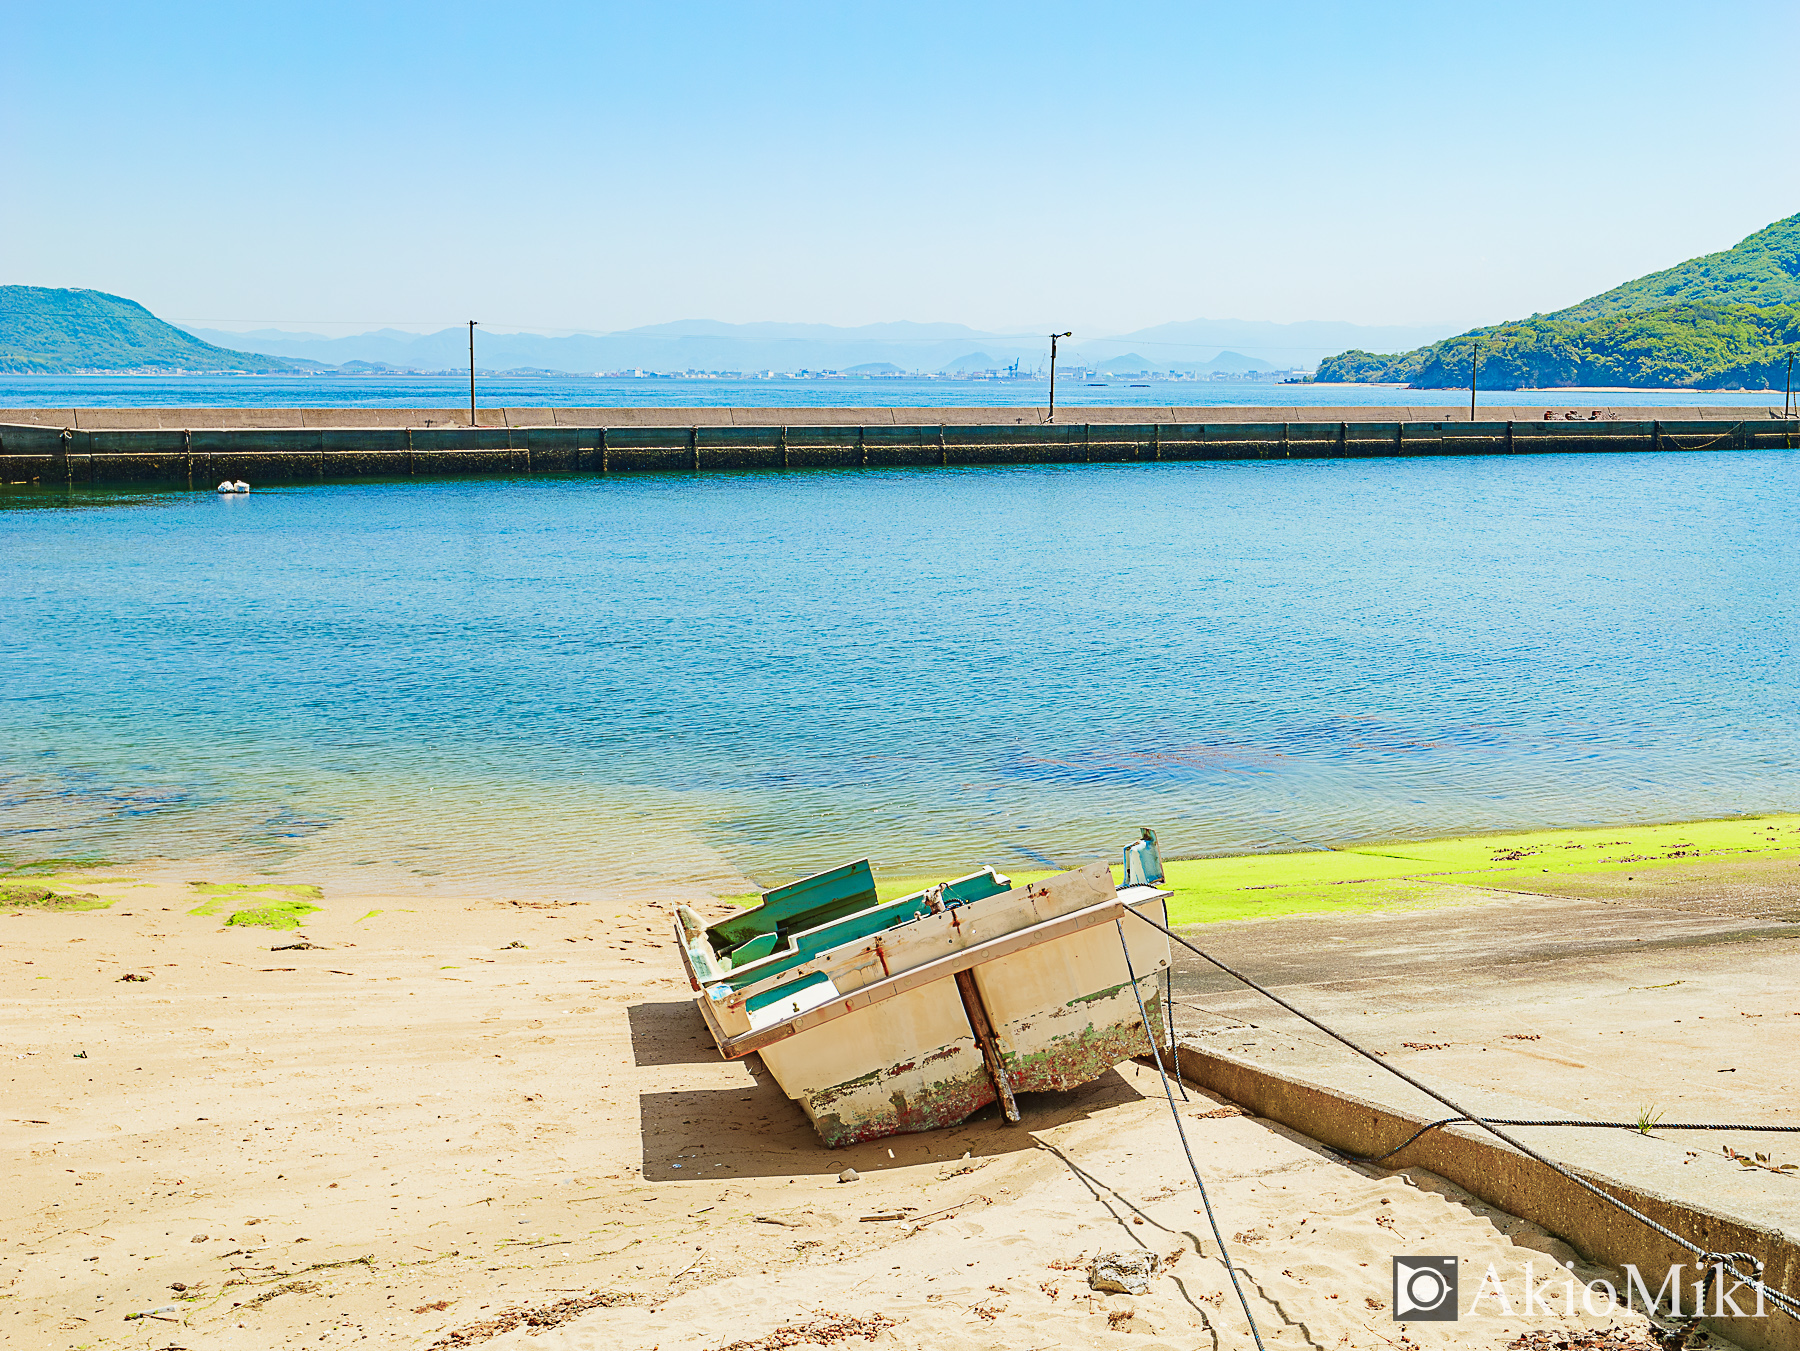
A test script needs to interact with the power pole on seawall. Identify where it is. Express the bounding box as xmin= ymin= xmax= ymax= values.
xmin=1470 ymin=341 xmax=1481 ymax=421
xmin=1048 ymin=331 xmax=1072 ymax=423
xmin=468 ymin=321 xmax=479 ymax=427
xmin=1786 ymin=352 xmax=1794 ymax=418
